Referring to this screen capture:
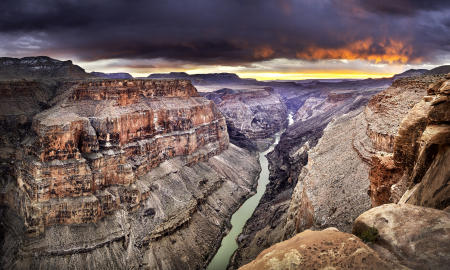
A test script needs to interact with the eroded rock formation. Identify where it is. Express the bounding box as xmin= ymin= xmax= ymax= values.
xmin=0 ymin=79 xmax=261 ymax=269
xmin=366 ymin=75 xmax=449 ymax=207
